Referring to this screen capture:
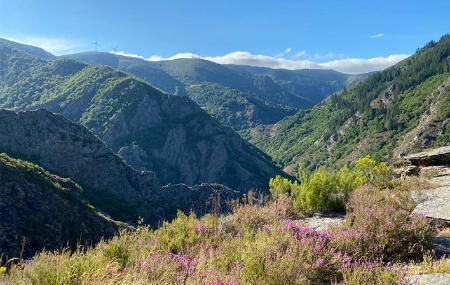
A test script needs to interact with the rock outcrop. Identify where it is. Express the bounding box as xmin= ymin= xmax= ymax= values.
xmin=0 ymin=153 xmax=117 ymax=260
xmin=399 ymin=146 xmax=450 ymax=226
xmin=0 ymin=109 xmax=238 ymax=225
xmin=405 ymin=146 xmax=450 ymax=167
xmin=0 ymin=109 xmax=159 ymax=222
